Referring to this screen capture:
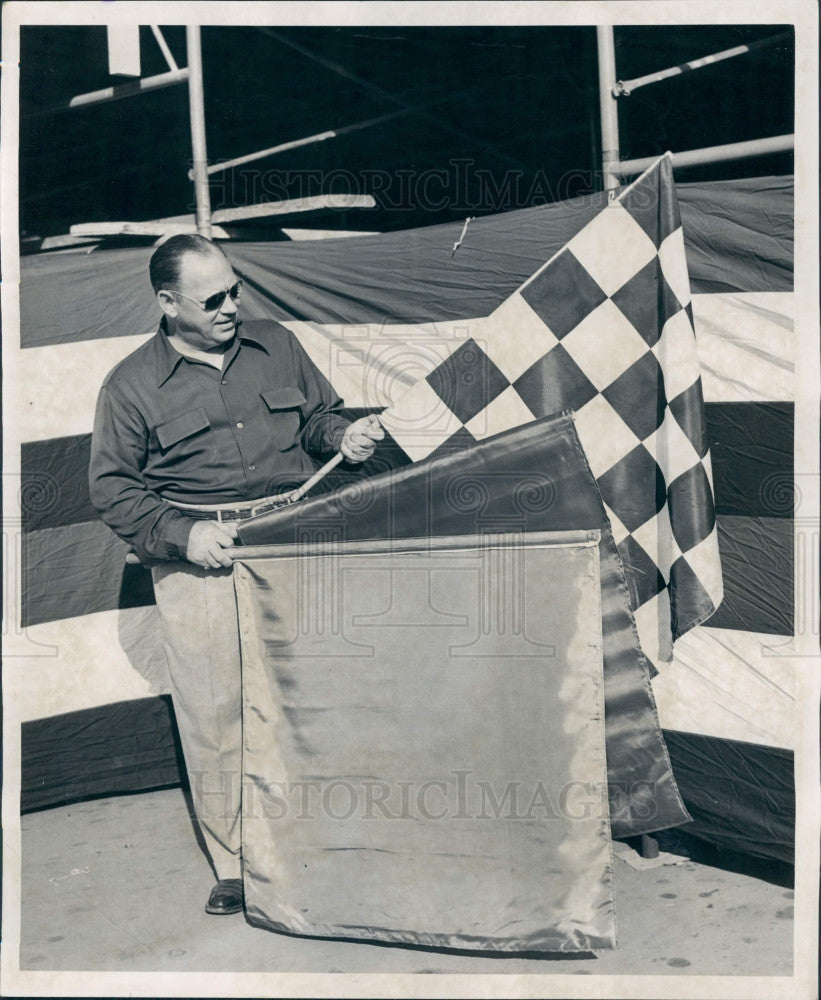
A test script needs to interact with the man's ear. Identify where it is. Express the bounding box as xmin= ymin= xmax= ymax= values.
xmin=157 ymin=290 xmax=179 ymax=319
